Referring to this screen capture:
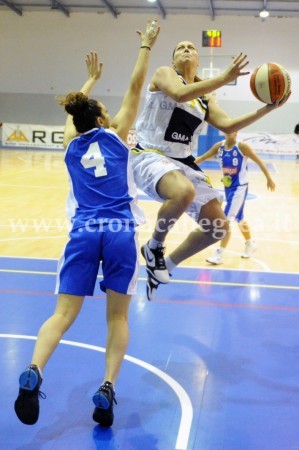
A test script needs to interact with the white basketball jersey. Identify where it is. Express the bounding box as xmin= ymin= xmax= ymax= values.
xmin=135 ymin=74 xmax=208 ymax=158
